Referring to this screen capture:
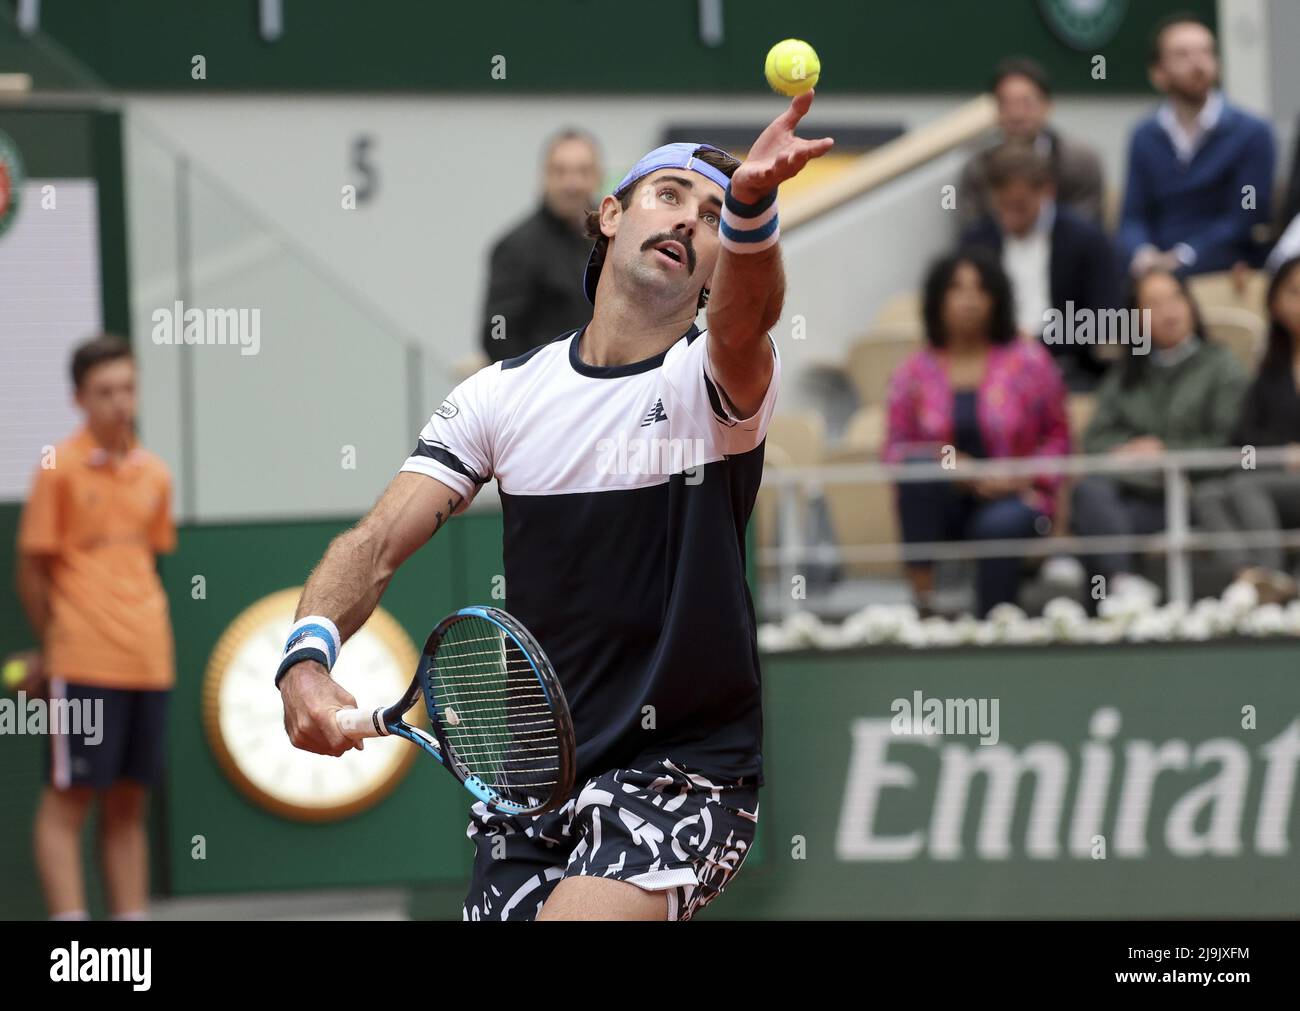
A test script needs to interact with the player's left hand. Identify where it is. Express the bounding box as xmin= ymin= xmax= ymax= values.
xmin=730 ymin=90 xmax=834 ymax=203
